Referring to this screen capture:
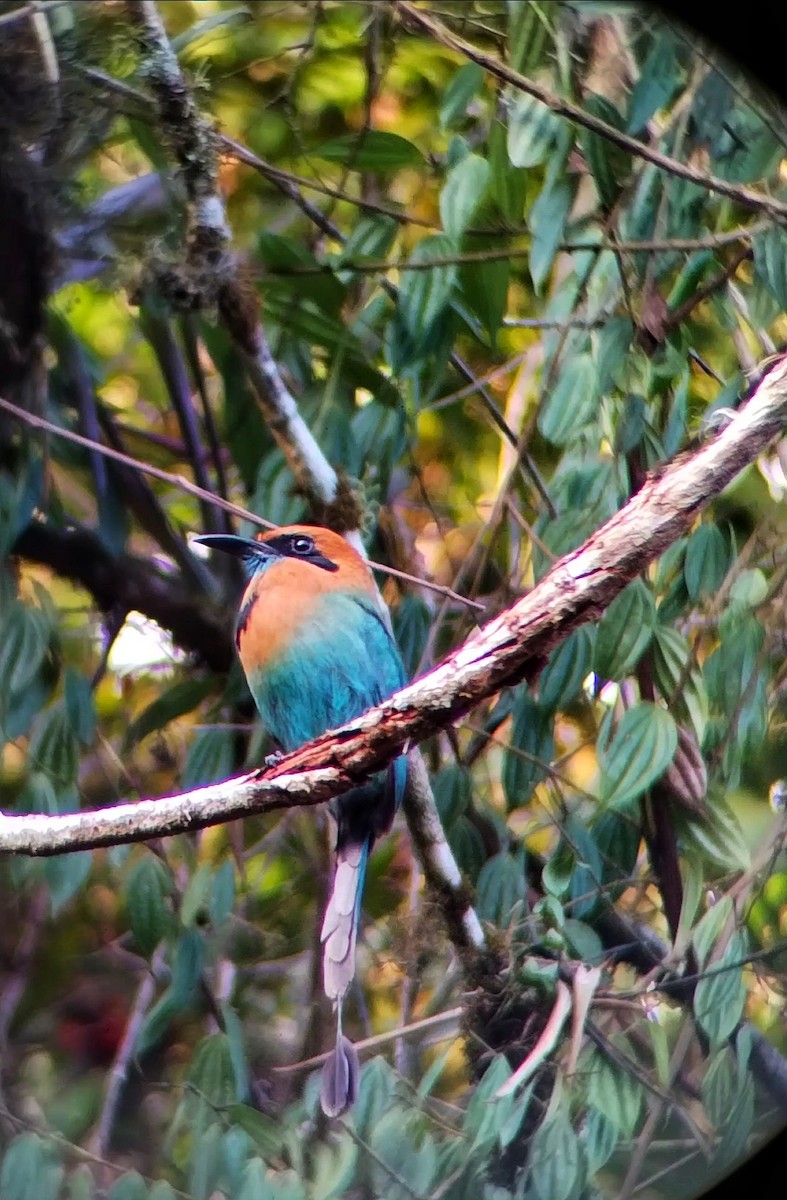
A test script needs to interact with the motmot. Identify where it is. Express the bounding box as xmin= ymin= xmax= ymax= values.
xmin=195 ymin=525 xmax=407 ymax=1116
